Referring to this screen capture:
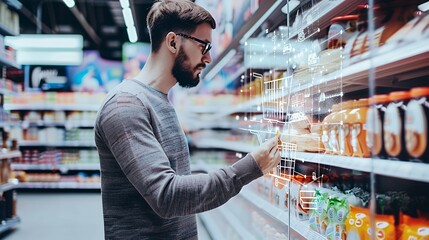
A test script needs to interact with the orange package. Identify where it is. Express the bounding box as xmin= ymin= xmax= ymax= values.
xmin=400 ymin=215 xmax=429 ymax=240
xmin=346 ymin=206 xmax=395 ymax=240
xmin=346 ymin=206 xmax=371 ymax=240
